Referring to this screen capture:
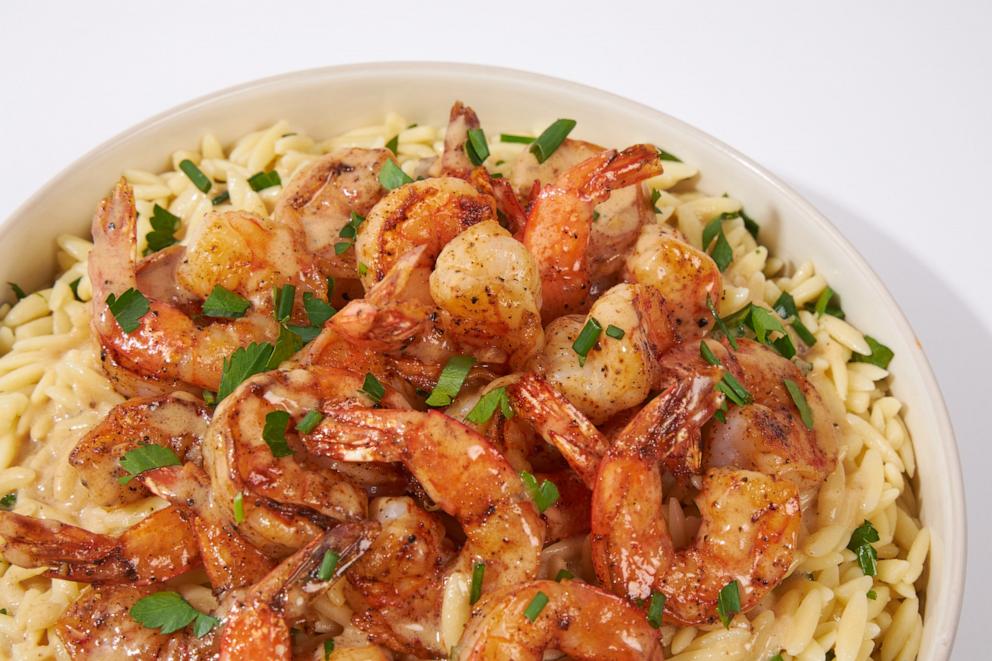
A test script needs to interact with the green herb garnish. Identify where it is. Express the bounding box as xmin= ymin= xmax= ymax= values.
xmin=605 ymin=324 xmax=625 ymax=340
xmin=296 ymin=410 xmax=324 ymax=435
xmin=523 ymin=591 xmax=549 ymax=622
xmin=385 ymin=134 xmax=399 ymax=154
xmin=216 ymin=342 xmax=276 ymax=402
xmin=470 ymin=562 xmax=485 ymax=605
xmin=69 ymin=277 xmax=82 ymax=301
xmin=262 ymin=410 xmax=293 ymax=458
xmin=554 ymin=569 xmax=574 ymax=582
xmin=130 ymin=591 xmax=219 ymax=637
xmin=360 ymin=373 xmax=385 ymax=404
xmin=465 ymin=386 xmax=513 ymax=425
xmin=499 ymin=133 xmax=534 ymax=144
xmin=178 ymin=159 xmax=211 ymax=193
xmin=118 ymin=444 xmax=181 ymax=485
xmin=211 ymin=190 xmax=230 ymax=205
xmin=233 ymin=491 xmax=245 ymax=523
xmin=716 ymin=580 xmax=741 ymax=628
xmin=530 ymin=119 xmax=576 ymax=163
xmin=379 ymin=160 xmax=413 ymax=190
xmin=466 ymin=128 xmax=490 ymax=166
xmin=425 ymin=356 xmax=475 ymax=407
xmin=248 ymin=170 xmax=281 ymax=191
xmin=572 ymin=317 xmax=603 ymax=366
xmin=647 ymin=592 xmax=666 ymax=628
xmin=202 ymin=285 xmax=251 ymax=319
xmin=106 ymin=288 xmax=149 ymax=334
xmin=273 ymin=284 xmax=296 ymax=322
xmin=0 ymin=492 xmax=16 ymax=510
xmin=847 ymin=520 xmax=880 ymax=576
xmin=520 ymin=471 xmax=559 ymax=513
xmin=144 ymin=204 xmax=181 ymax=255
xmin=783 ymin=378 xmax=814 ymax=429
xmin=317 ymin=549 xmax=340 ymax=581
xmin=853 ymin=336 xmax=894 ymax=369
